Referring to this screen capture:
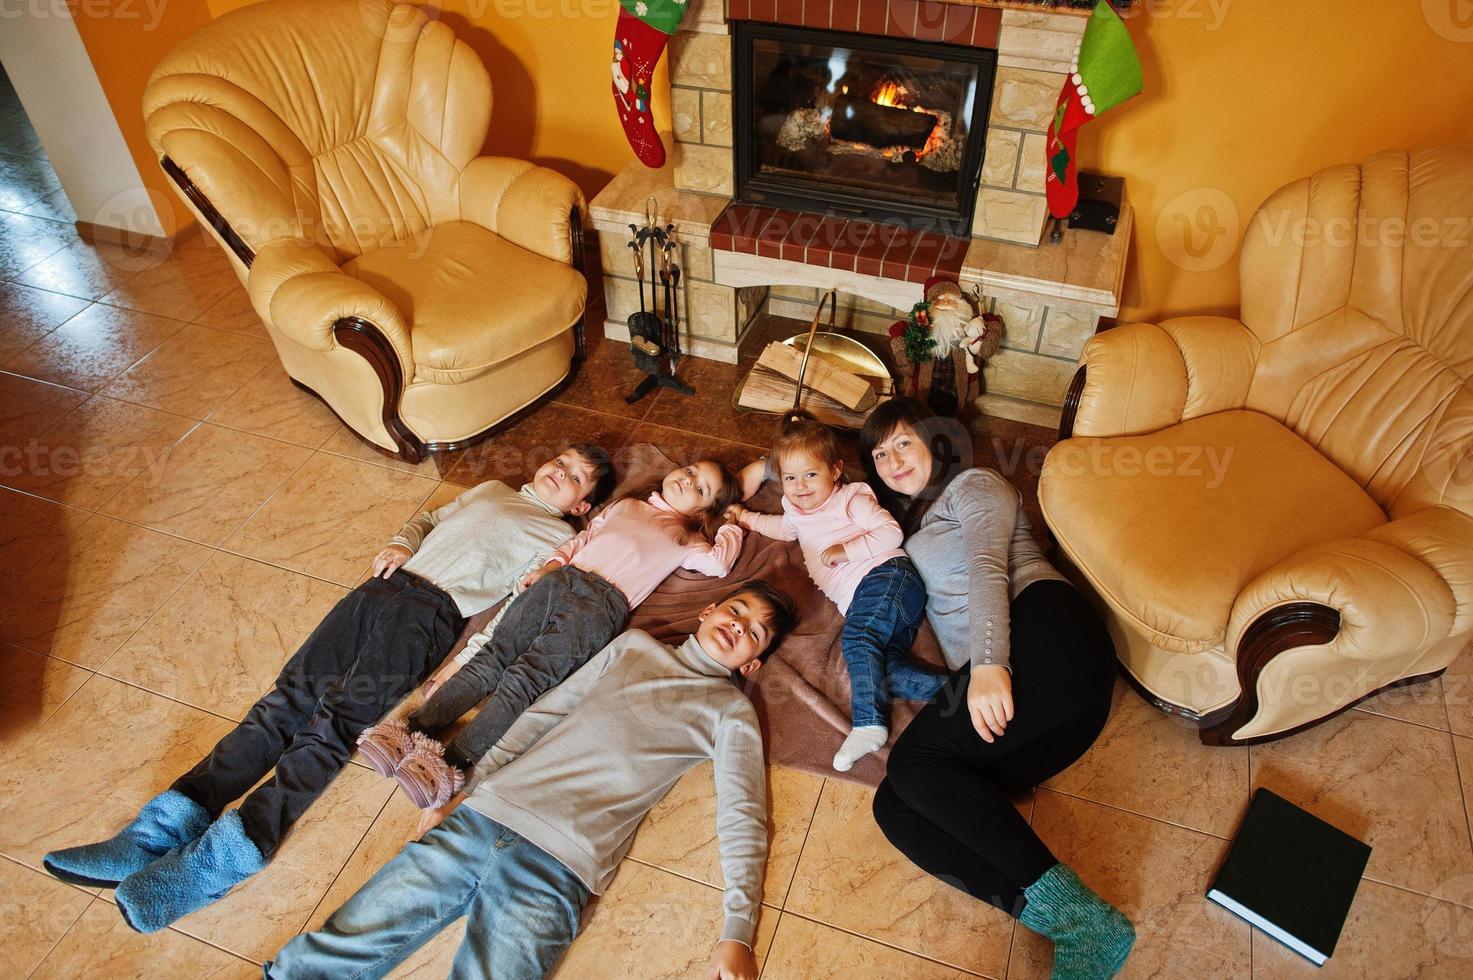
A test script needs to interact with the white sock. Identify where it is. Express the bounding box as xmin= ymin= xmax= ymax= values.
xmin=833 ymin=725 xmax=889 ymax=772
